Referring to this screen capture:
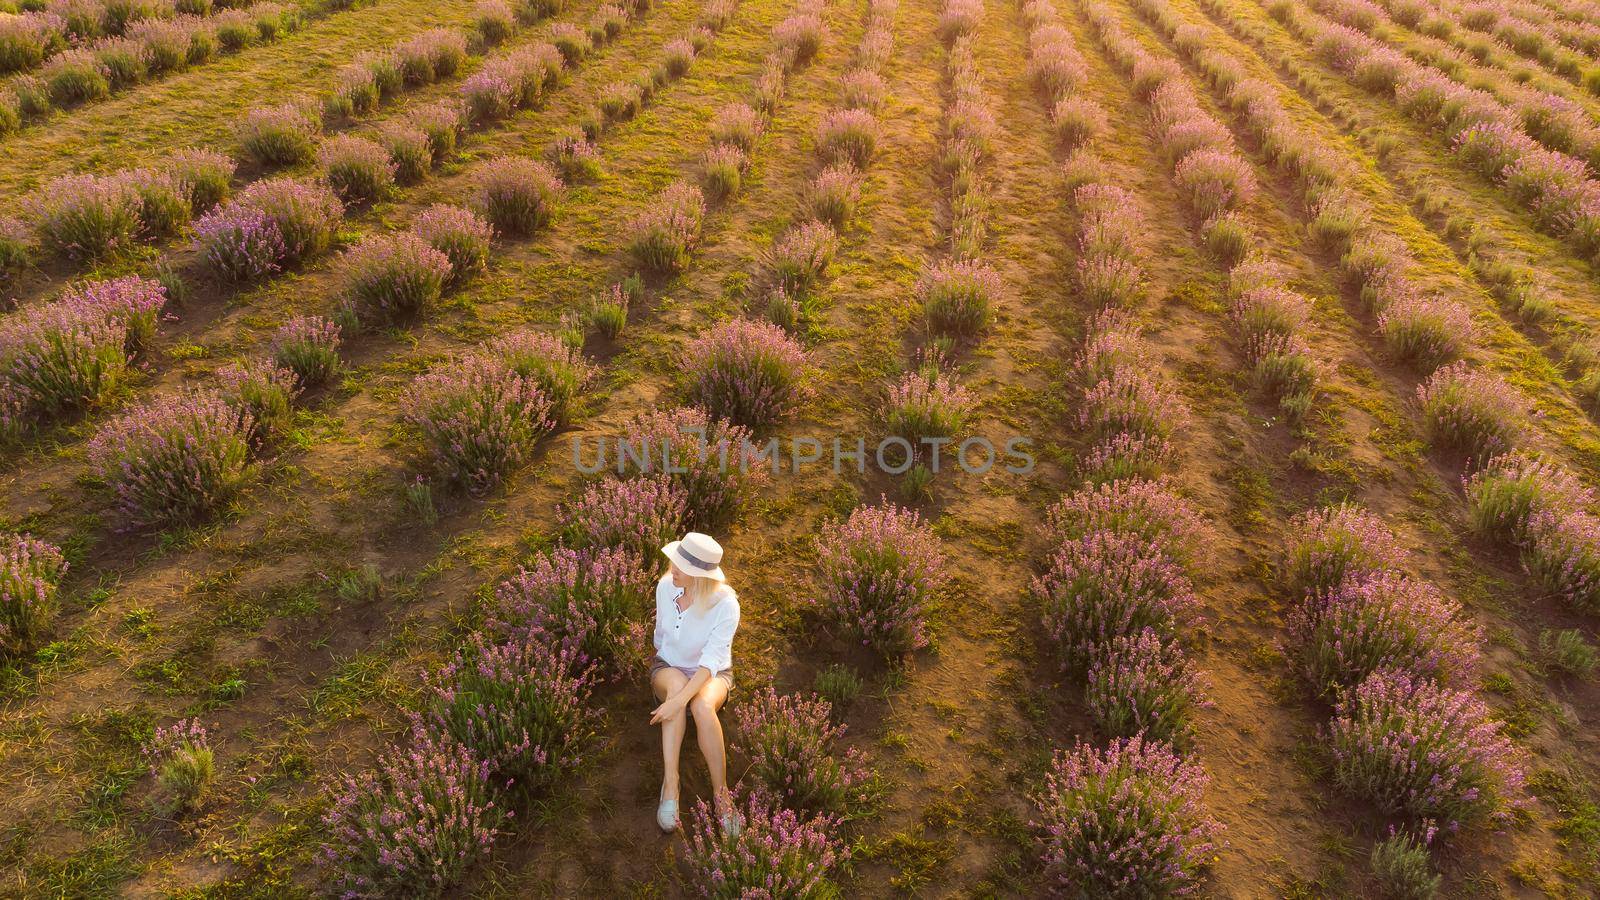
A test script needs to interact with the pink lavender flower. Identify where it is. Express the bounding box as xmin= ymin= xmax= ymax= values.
xmin=1078 ymin=366 xmax=1186 ymax=446
xmin=1030 ymin=735 xmax=1222 ymax=897
xmin=1327 ymin=668 xmax=1526 ymax=831
xmin=774 ymin=12 xmax=824 ymax=63
xmin=683 ymin=318 xmax=809 ymax=428
xmin=395 ymin=28 xmax=467 ymax=84
xmin=269 ymin=315 xmax=341 ymax=388
xmin=615 ymin=406 xmax=769 ymax=531
xmin=402 ymin=348 xmax=558 ymax=495
xmin=86 ymin=389 xmax=255 ymax=526
xmin=882 ymin=367 xmax=977 ymax=449
xmin=1085 ymin=628 xmax=1210 ymax=746
xmin=733 ymin=688 xmax=873 ymax=819
xmin=1033 ymin=529 xmax=1201 ymax=670
xmin=682 ymin=789 xmax=847 ymax=898
xmin=628 ymin=182 xmax=705 ymax=272
xmin=338 ymin=232 xmax=453 ymax=323
xmin=561 ymin=475 xmax=689 ymax=563
xmin=166 ymin=148 xmax=235 ymax=213
xmin=1465 ymin=451 xmax=1593 ymax=546
xmin=1524 ymin=508 xmax=1600 ymax=614
xmin=319 ymin=726 xmax=506 ymax=898
xmin=423 ymin=631 xmax=597 ymax=794
xmin=810 ymin=501 xmax=948 ymax=658
xmin=804 ymin=165 xmax=862 ymax=228
xmin=1416 ymin=362 xmax=1528 ymax=469
xmin=0 ymin=533 xmax=66 ymax=658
